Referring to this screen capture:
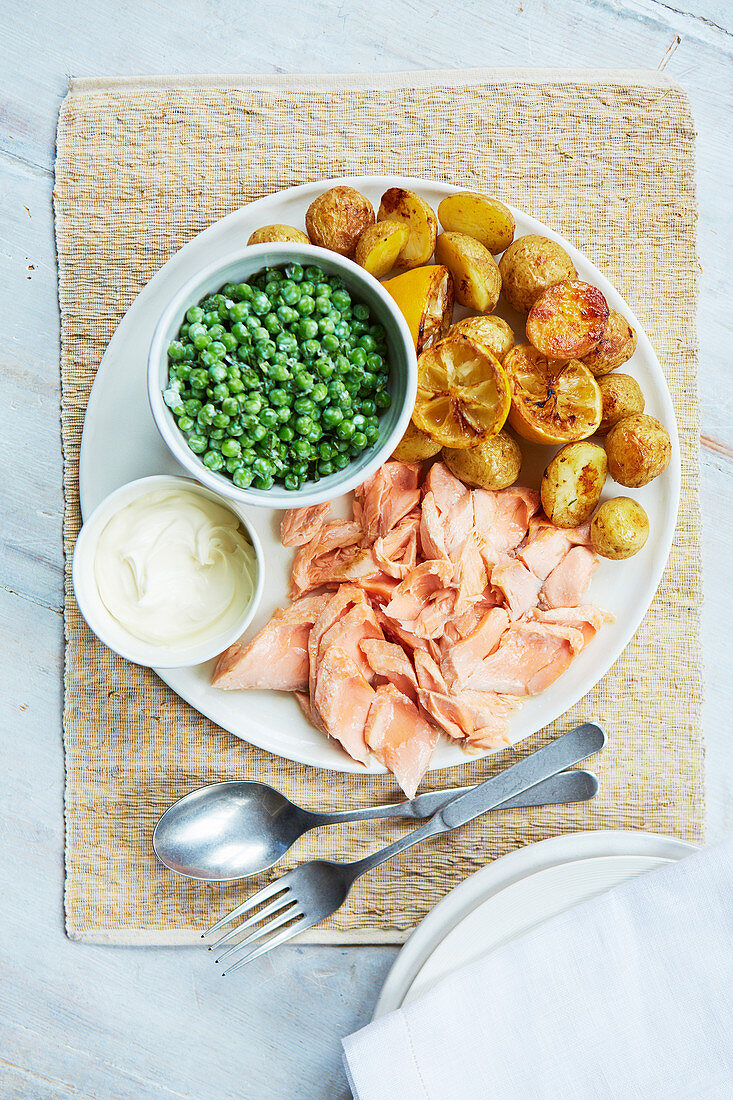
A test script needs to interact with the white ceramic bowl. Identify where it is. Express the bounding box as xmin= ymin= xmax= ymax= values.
xmin=147 ymin=242 xmax=417 ymax=509
xmin=72 ymin=474 xmax=264 ymax=668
